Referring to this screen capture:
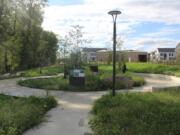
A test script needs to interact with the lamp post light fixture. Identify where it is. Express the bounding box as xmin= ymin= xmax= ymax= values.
xmin=108 ymin=10 xmax=121 ymax=96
